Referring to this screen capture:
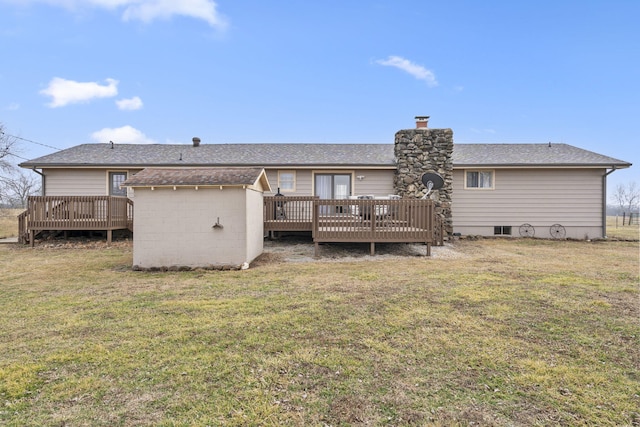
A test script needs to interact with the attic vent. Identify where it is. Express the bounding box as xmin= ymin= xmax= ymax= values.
xmin=192 ymin=137 xmax=201 ymax=147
